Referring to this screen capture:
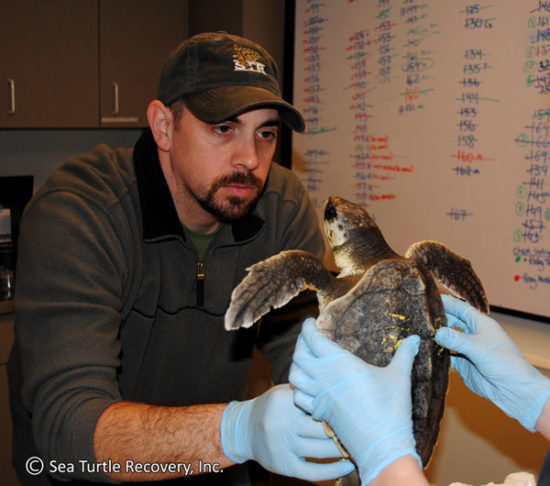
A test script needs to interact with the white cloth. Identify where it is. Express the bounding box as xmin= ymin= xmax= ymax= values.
xmin=449 ymin=472 xmax=536 ymax=486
